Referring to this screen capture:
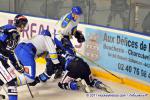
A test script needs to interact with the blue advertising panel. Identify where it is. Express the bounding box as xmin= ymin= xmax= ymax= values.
xmin=84 ymin=27 xmax=150 ymax=83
